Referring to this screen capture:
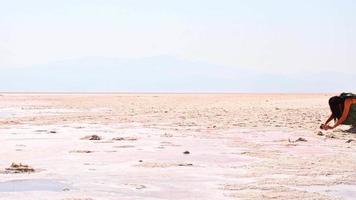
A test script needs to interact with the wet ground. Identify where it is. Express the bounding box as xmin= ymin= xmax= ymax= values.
xmin=0 ymin=123 xmax=250 ymax=199
xmin=0 ymin=122 xmax=354 ymax=200
xmin=0 ymin=179 xmax=69 ymax=192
